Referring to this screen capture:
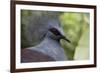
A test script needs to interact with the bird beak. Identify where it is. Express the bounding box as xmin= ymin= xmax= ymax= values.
xmin=61 ymin=35 xmax=71 ymax=43
xmin=57 ymin=28 xmax=70 ymax=43
xmin=58 ymin=28 xmax=70 ymax=43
